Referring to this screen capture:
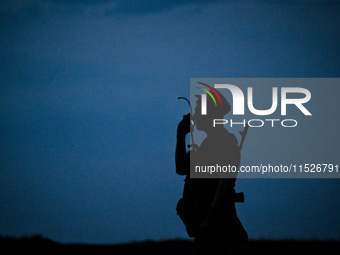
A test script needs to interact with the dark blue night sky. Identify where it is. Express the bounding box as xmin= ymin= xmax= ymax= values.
xmin=1 ymin=0 xmax=340 ymax=244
